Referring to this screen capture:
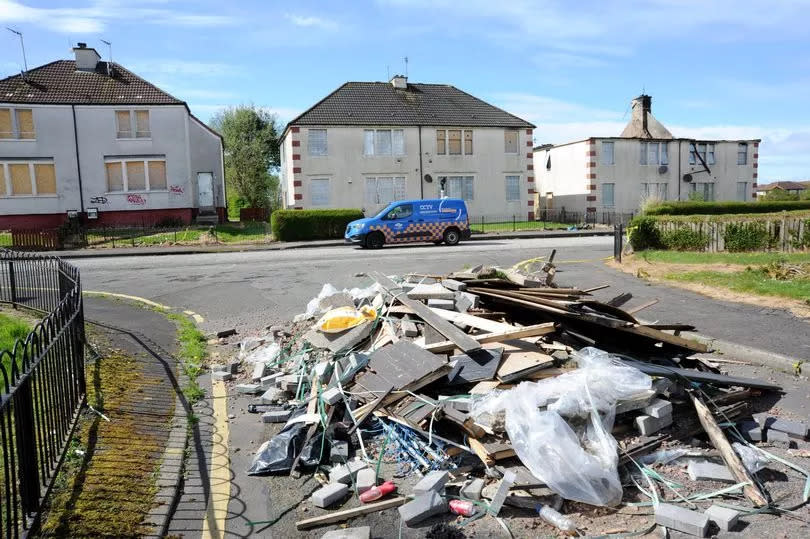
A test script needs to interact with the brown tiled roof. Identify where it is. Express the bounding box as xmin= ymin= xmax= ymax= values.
xmin=287 ymin=82 xmax=534 ymax=130
xmin=758 ymin=181 xmax=806 ymax=191
xmin=0 ymin=60 xmax=183 ymax=105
